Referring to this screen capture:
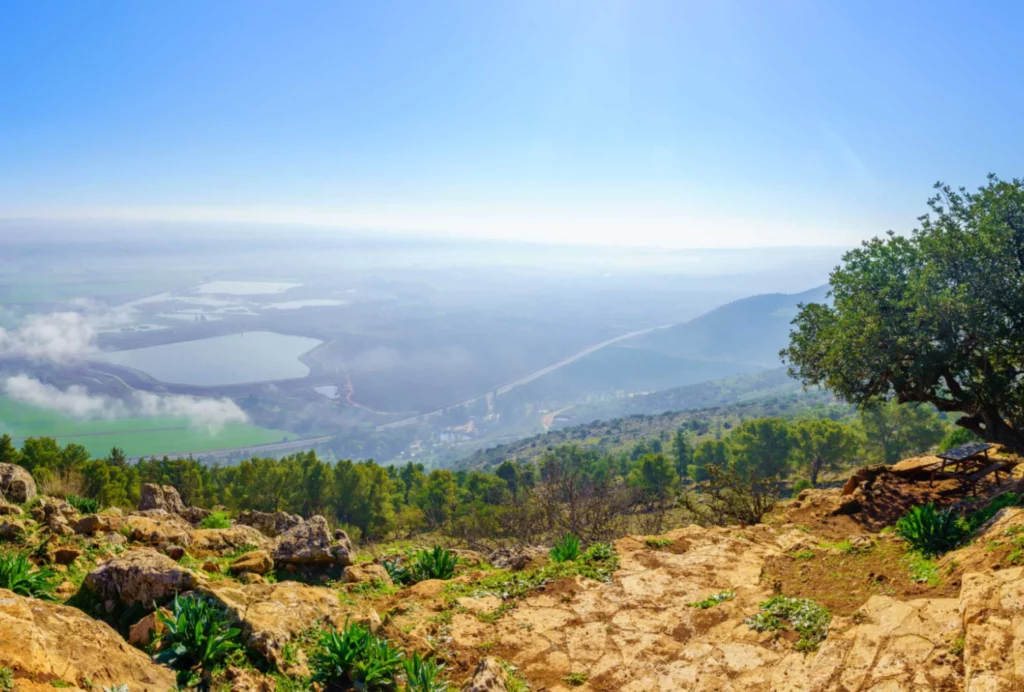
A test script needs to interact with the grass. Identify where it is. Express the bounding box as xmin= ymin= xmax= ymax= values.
xmin=688 ymin=590 xmax=735 ymax=609
xmin=819 ymin=540 xmax=867 ymax=555
xmin=563 ymin=672 xmax=588 ymax=687
xmin=0 ymin=396 xmax=290 ymax=458
xmin=744 ymin=596 xmax=831 ymax=651
xmin=793 ymin=550 xmax=816 ymax=560
xmin=644 ymin=537 xmax=673 ymax=550
xmin=905 ymin=553 xmax=942 ymax=586
xmin=0 ymin=667 xmax=13 ymax=692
